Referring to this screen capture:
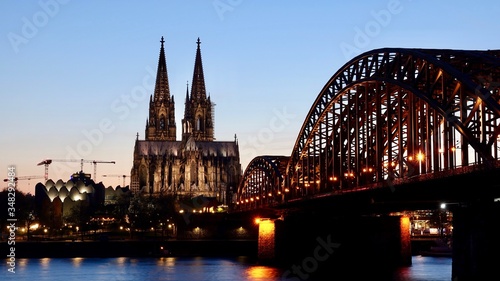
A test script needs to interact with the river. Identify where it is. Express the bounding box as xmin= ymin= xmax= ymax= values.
xmin=1 ymin=255 xmax=451 ymax=281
